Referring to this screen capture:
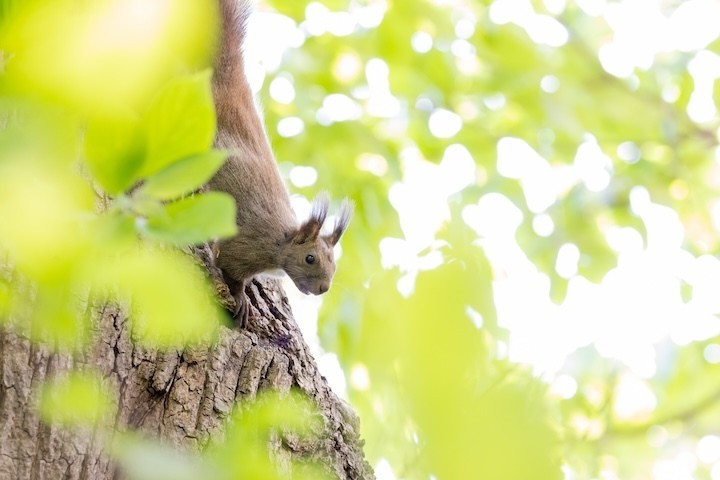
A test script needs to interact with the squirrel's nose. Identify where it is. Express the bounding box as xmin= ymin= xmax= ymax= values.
xmin=318 ymin=284 xmax=329 ymax=294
